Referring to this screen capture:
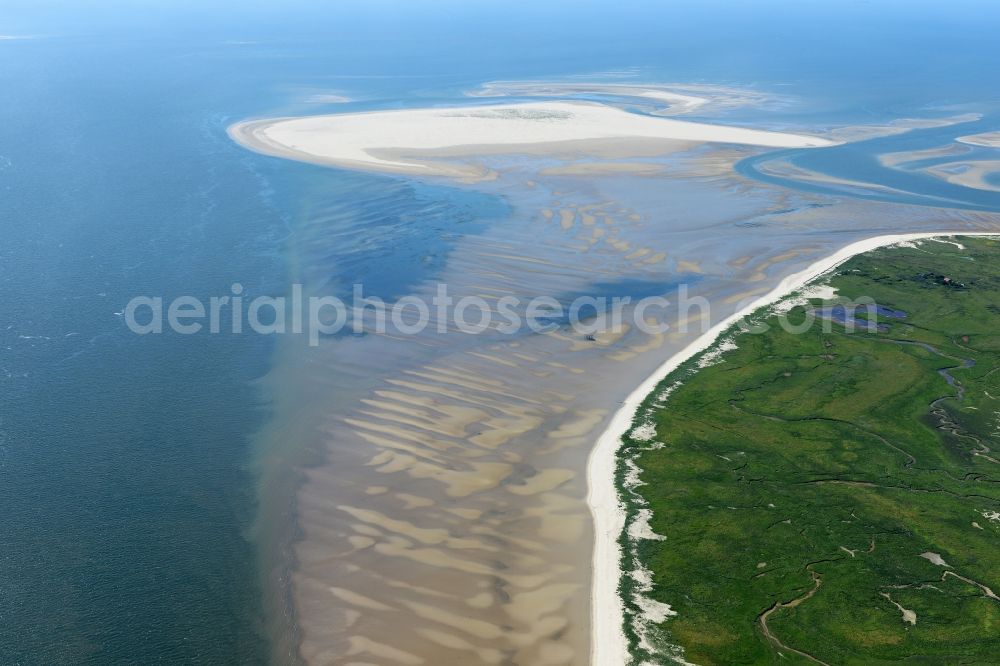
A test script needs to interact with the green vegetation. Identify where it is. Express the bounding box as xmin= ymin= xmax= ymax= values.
xmin=621 ymin=237 xmax=1000 ymax=665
